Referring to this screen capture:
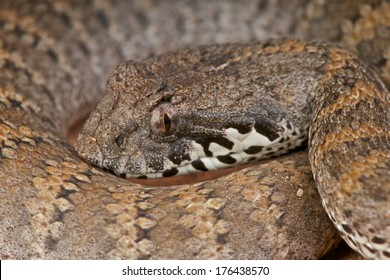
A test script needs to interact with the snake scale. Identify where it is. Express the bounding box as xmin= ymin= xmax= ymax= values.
xmin=0 ymin=0 xmax=389 ymax=259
